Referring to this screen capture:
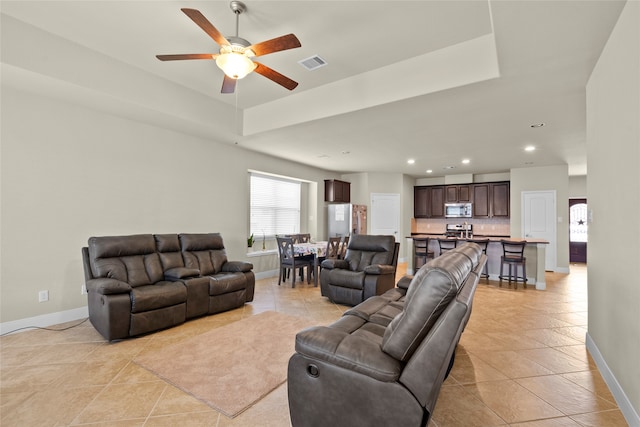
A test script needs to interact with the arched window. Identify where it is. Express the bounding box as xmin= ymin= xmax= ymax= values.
xmin=569 ymin=203 xmax=588 ymax=243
